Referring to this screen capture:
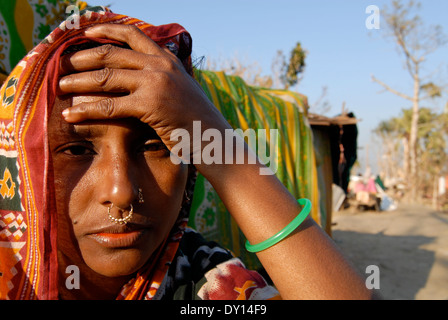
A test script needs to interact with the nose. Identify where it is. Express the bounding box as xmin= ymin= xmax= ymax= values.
xmin=98 ymin=153 xmax=139 ymax=210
